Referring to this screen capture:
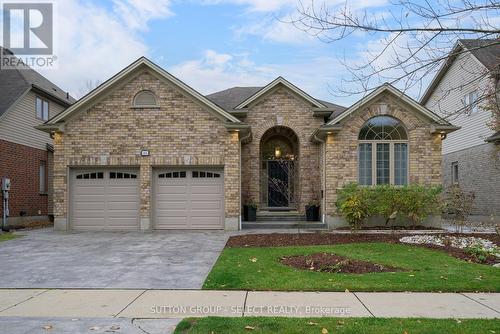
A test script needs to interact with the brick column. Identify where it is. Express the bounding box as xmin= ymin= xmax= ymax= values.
xmin=53 ymin=132 xmax=68 ymax=231
xmin=224 ymin=131 xmax=241 ymax=230
xmin=139 ymin=162 xmax=151 ymax=231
